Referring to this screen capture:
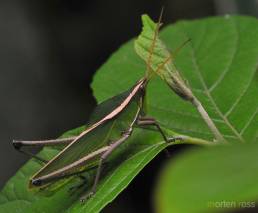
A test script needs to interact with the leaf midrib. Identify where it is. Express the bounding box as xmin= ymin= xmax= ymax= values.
xmin=179 ymin=20 xmax=245 ymax=142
